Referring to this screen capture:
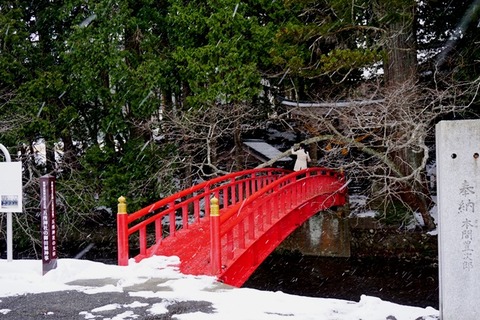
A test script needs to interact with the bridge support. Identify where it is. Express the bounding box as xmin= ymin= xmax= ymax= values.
xmin=280 ymin=206 xmax=350 ymax=257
